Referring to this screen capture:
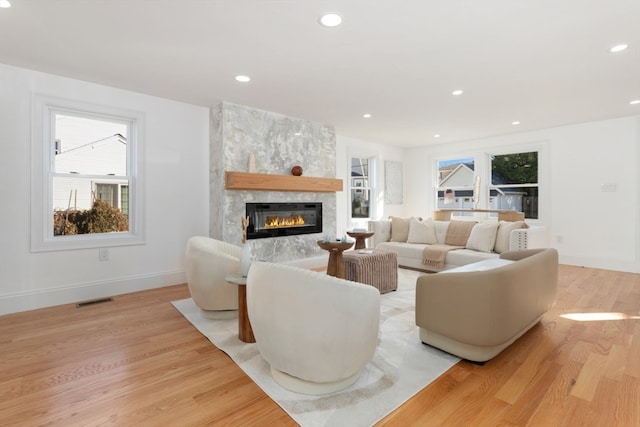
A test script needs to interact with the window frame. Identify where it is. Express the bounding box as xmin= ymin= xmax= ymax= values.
xmin=349 ymin=155 xmax=376 ymax=220
xmin=433 ymin=147 xmax=543 ymax=221
xmin=31 ymin=95 xmax=145 ymax=252
xmin=488 ymin=150 xmax=539 ymax=219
